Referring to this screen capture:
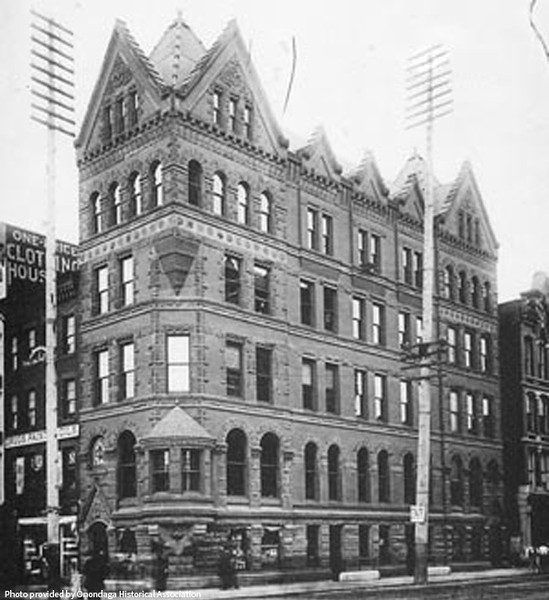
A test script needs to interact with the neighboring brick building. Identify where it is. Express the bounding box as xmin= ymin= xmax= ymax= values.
xmin=75 ymin=16 xmax=504 ymax=586
xmin=499 ymin=274 xmax=549 ymax=549
xmin=0 ymin=222 xmax=79 ymax=582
